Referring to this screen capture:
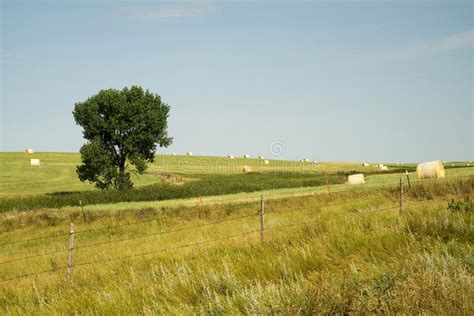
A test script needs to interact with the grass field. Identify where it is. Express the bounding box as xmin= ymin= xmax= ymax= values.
xmin=0 ymin=152 xmax=473 ymax=314
xmin=0 ymin=177 xmax=473 ymax=314
xmin=3 ymin=152 xmax=470 ymax=197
